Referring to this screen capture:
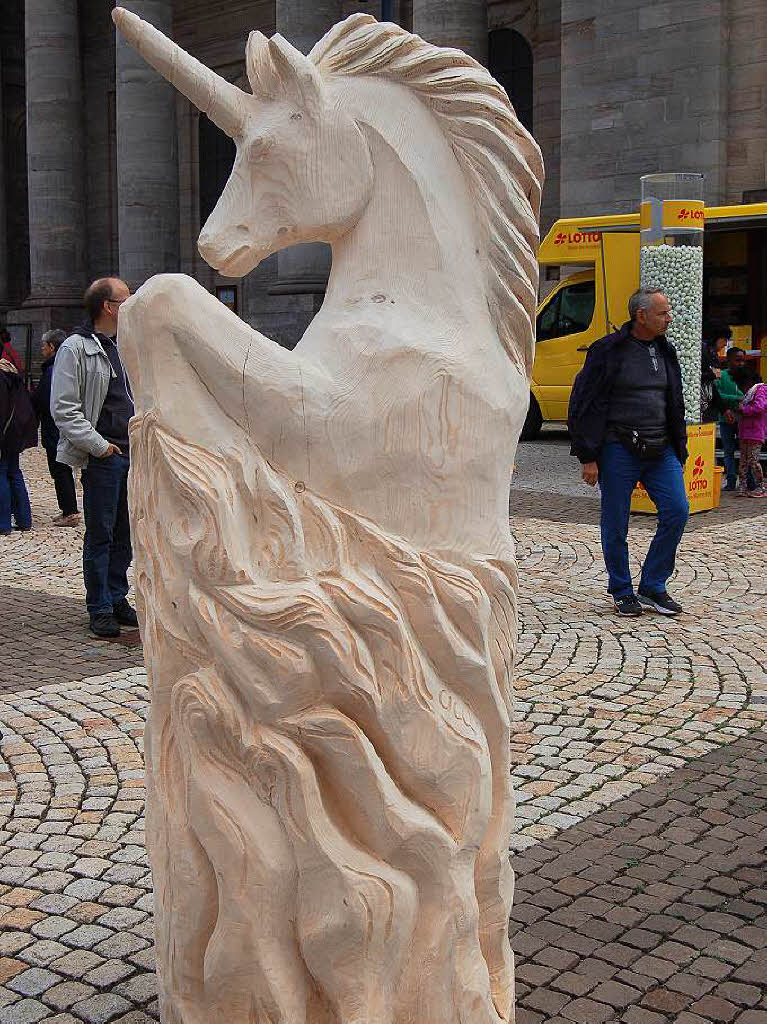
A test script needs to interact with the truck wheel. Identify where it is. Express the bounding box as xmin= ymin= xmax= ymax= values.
xmin=520 ymin=394 xmax=542 ymax=441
